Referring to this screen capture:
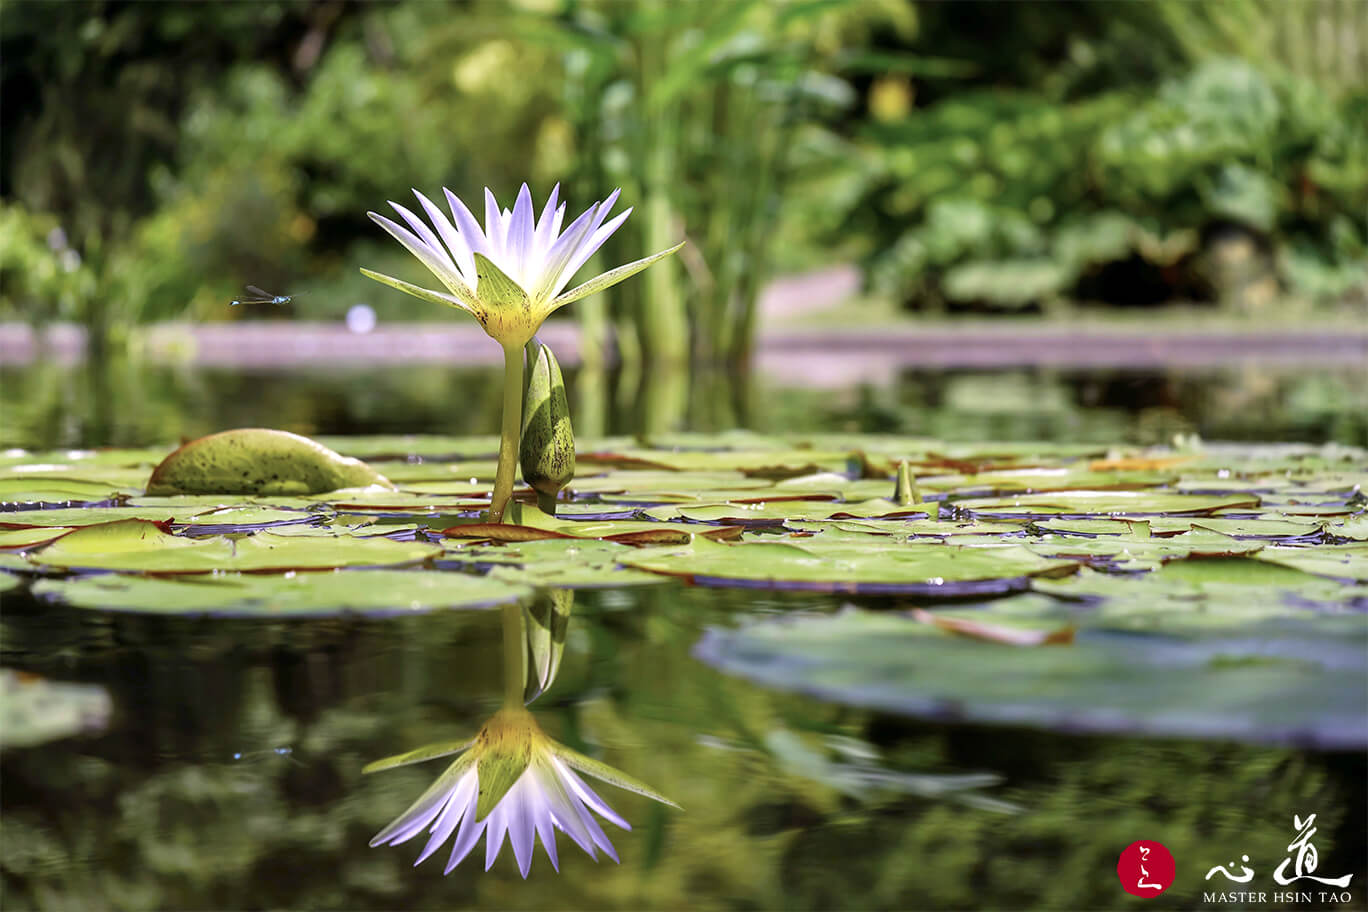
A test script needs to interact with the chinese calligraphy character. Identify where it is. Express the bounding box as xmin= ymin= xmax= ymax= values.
xmin=1273 ymin=814 xmax=1354 ymax=888
xmin=1205 ymin=855 xmax=1255 ymax=883
xmin=1136 ymin=845 xmax=1164 ymax=891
